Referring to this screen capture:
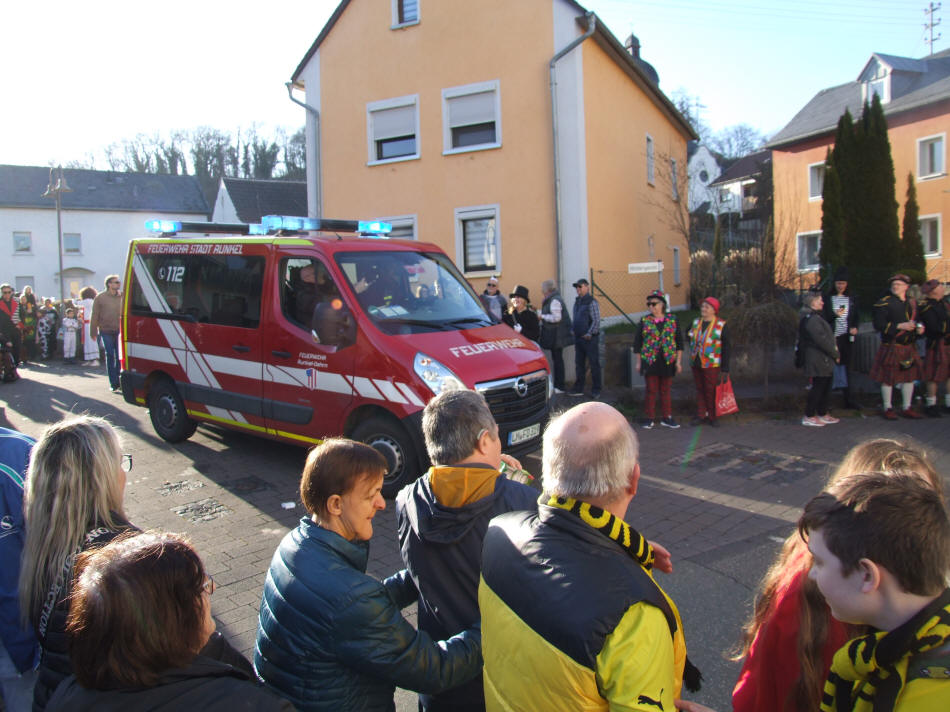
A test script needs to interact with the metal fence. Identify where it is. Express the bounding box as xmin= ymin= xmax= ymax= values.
xmin=590 ymin=269 xmax=665 ymax=329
